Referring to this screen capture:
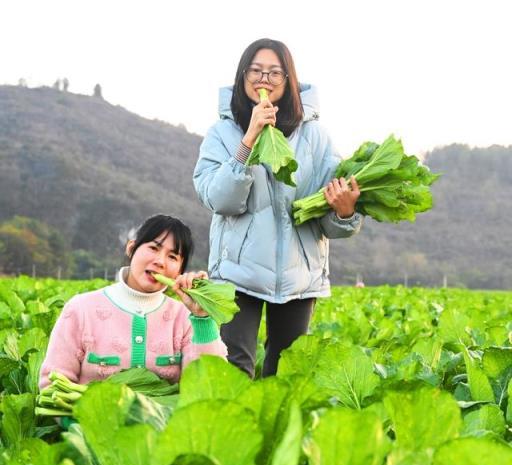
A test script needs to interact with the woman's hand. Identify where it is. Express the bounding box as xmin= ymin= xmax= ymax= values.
xmin=242 ymin=100 xmax=279 ymax=148
xmin=324 ymin=176 xmax=360 ymax=218
xmin=172 ymin=271 xmax=209 ymax=317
